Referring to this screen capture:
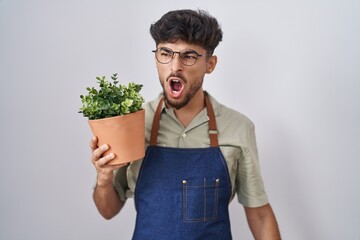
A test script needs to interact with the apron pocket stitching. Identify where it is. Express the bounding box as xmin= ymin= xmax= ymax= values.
xmin=182 ymin=178 xmax=220 ymax=222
